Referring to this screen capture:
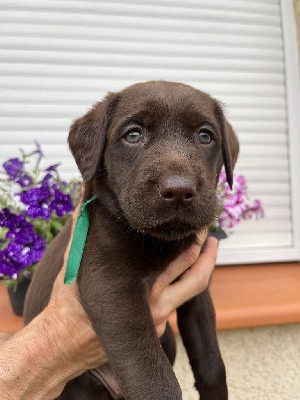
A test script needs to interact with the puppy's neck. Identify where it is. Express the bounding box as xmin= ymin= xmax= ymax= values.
xmin=90 ymin=205 xmax=196 ymax=274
